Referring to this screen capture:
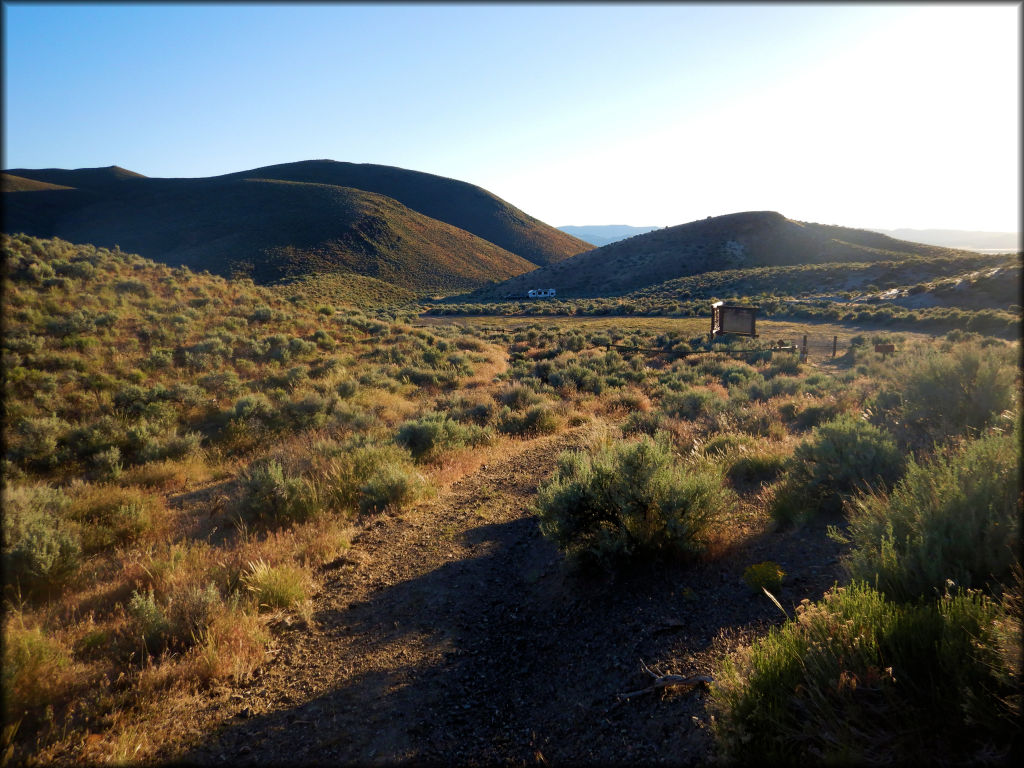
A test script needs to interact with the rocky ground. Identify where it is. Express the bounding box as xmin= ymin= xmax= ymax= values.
xmin=159 ymin=426 xmax=844 ymax=766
